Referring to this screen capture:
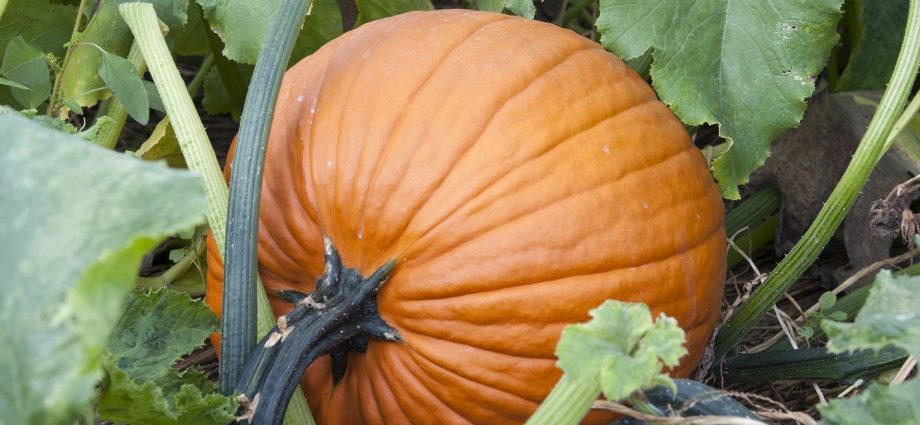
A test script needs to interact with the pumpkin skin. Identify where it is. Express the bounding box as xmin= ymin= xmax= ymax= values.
xmin=206 ymin=9 xmax=726 ymax=425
